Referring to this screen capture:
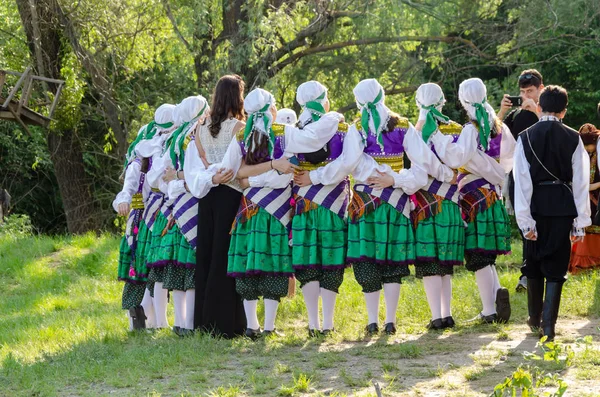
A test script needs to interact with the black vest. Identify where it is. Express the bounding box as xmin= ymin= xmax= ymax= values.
xmin=521 ymin=120 xmax=580 ymax=217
